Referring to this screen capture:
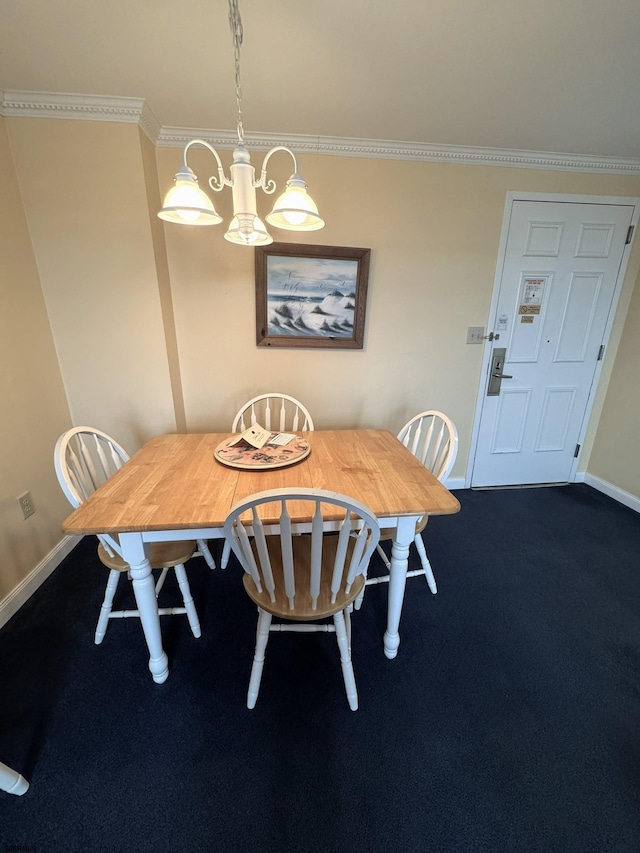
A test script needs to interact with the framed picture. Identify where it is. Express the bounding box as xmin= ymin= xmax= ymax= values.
xmin=255 ymin=243 xmax=371 ymax=349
